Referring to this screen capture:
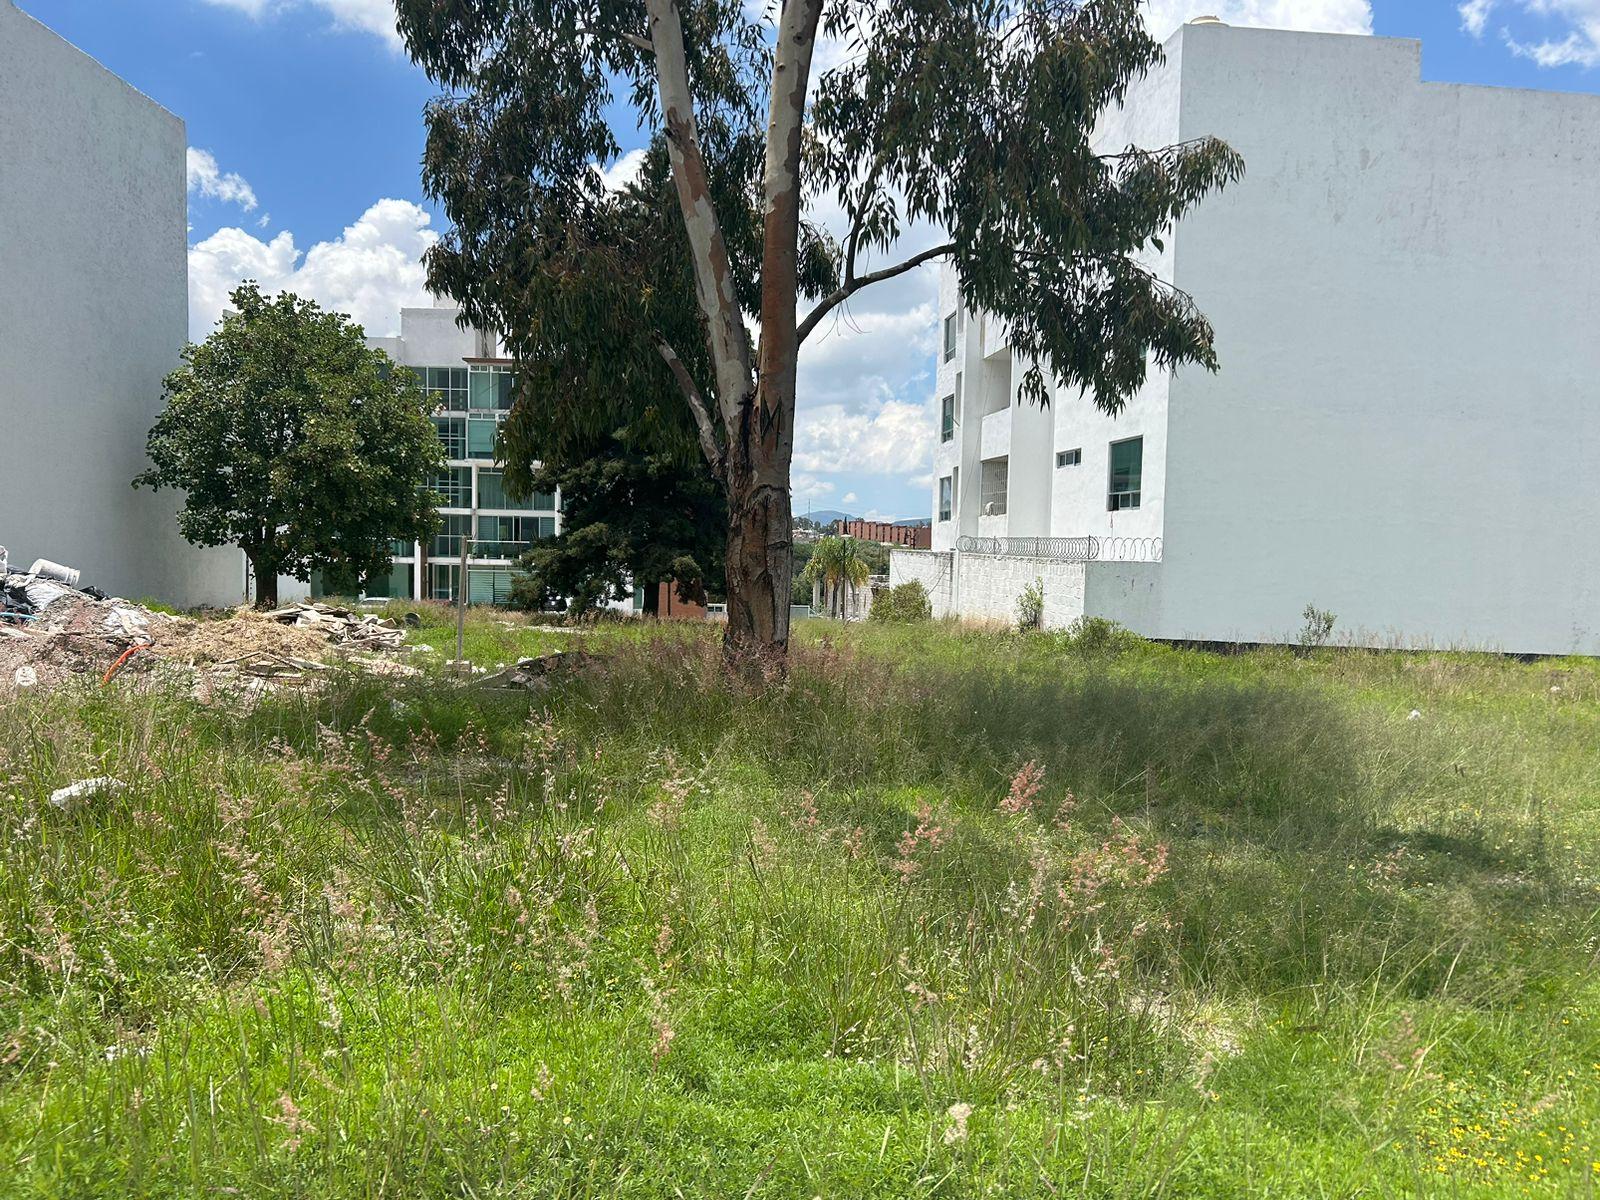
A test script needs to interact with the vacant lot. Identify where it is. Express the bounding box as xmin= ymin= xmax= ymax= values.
xmin=3 ymin=610 xmax=1598 ymax=1197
